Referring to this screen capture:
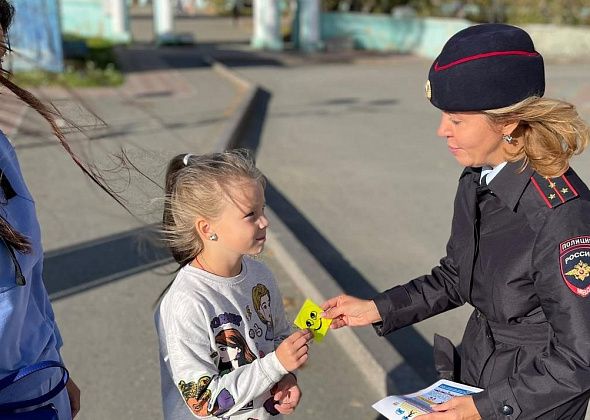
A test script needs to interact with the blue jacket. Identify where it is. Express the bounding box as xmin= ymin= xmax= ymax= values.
xmin=0 ymin=131 xmax=70 ymax=416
